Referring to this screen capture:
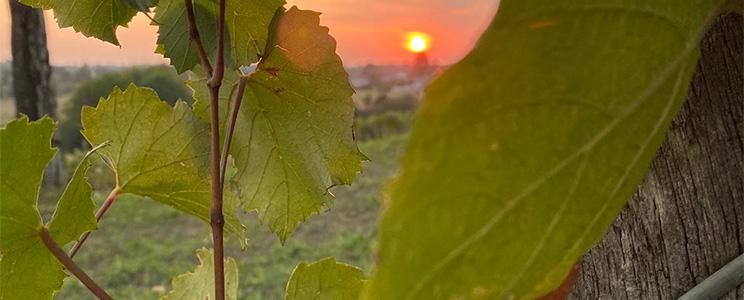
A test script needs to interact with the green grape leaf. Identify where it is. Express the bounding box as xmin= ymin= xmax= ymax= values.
xmin=17 ymin=0 xmax=52 ymax=9
xmin=225 ymin=0 xmax=285 ymax=68
xmin=123 ymin=0 xmax=155 ymax=12
xmin=0 ymin=117 xmax=59 ymax=300
xmin=18 ymin=0 xmax=138 ymax=45
xmin=153 ymin=0 xmax=219 ymax=73
xmin=46 ymin=148 xmax=100 ymax=247
xmin=285 ymin=258 xmax=365 ymax=300
xmin=189 ymin=6 xmax=365 ymax=242
xmin=0 ymin=117 xmax=97 ymax=300
xmin=160 ymin=248 xmax=239 ymax=300
xmin=80 ymin=84 xmax=245 ymax=242
xmin=153 ymin=0 xmax=284 ymax=73
xmin=364 ymin=1 xmax=727 ymax=299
